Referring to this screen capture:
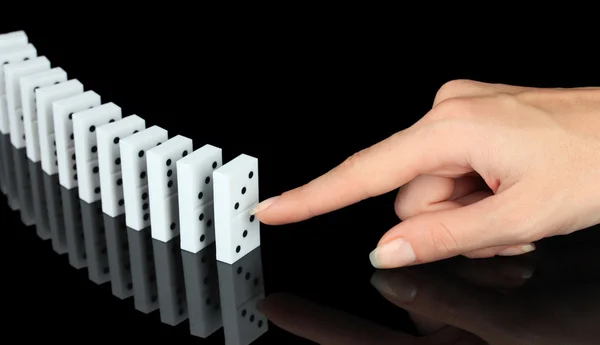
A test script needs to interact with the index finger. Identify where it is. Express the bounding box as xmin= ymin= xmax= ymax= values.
xmin=253 ymin=124 xmax=463 ymax=225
